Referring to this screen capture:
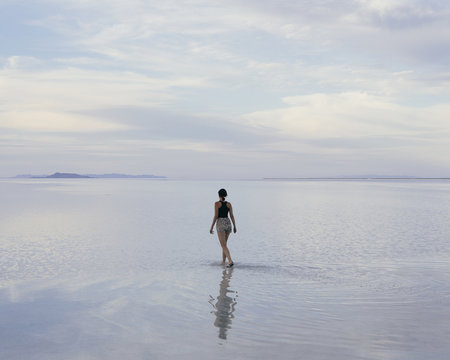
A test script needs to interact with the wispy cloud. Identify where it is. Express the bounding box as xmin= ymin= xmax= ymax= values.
xmin=1 ymin=0 xmax=450 ymax=177
xmin=243 ymin=92 xmax=450 ymax=141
